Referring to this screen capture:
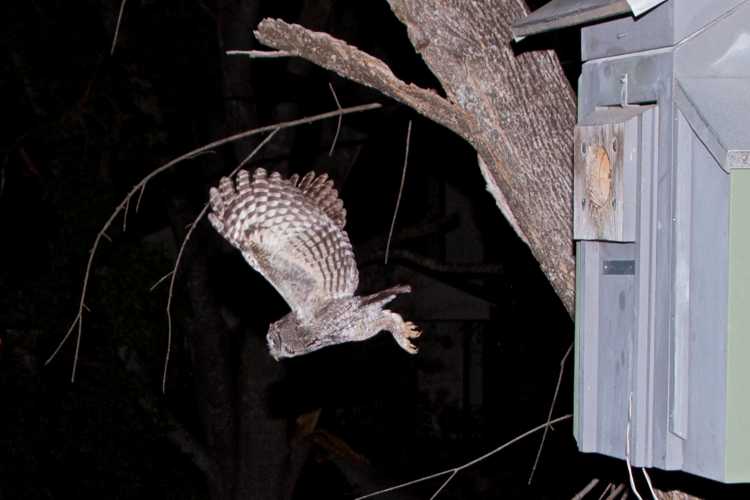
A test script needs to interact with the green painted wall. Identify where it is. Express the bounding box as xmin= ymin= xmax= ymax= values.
xmin=725 ymin=169 xmax=750 ymax=481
